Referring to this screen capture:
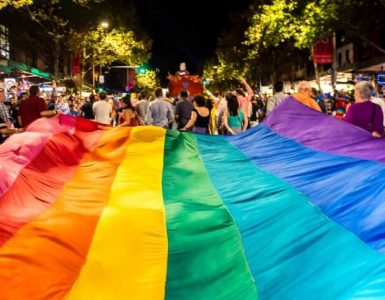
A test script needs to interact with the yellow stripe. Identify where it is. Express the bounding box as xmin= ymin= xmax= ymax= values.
xmin=66 ymin=126 xmax=168 ymax=300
